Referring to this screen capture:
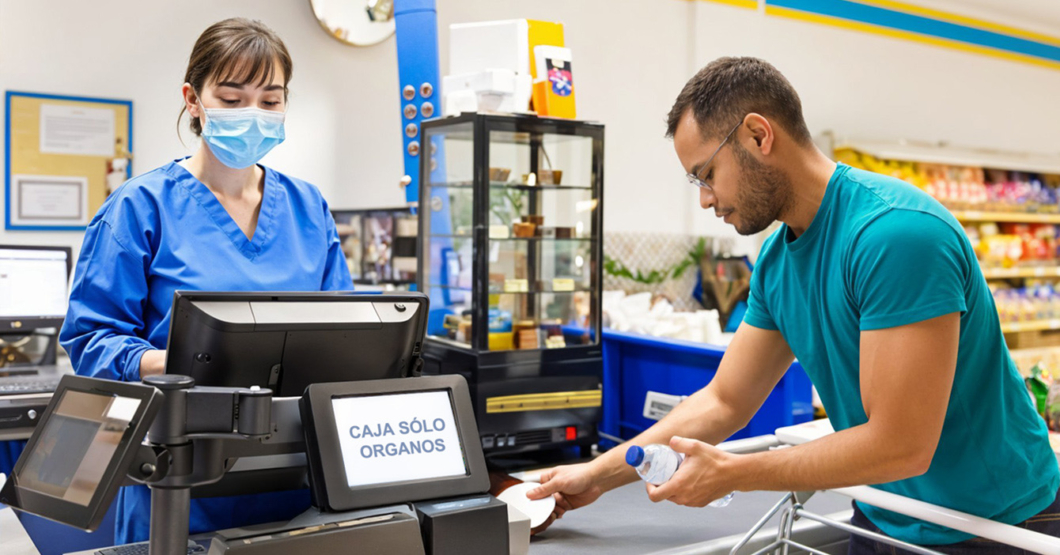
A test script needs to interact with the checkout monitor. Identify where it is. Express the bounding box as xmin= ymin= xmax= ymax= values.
xmin=165 ymin=292 xmax=428 ymax=397
xmin=300 ymin=375 xmax=489 ymax=512
xmin=0 ymin=245 xmax=72 ymax=333
xmin=0 ymin=375 xmax=161 ymax=531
